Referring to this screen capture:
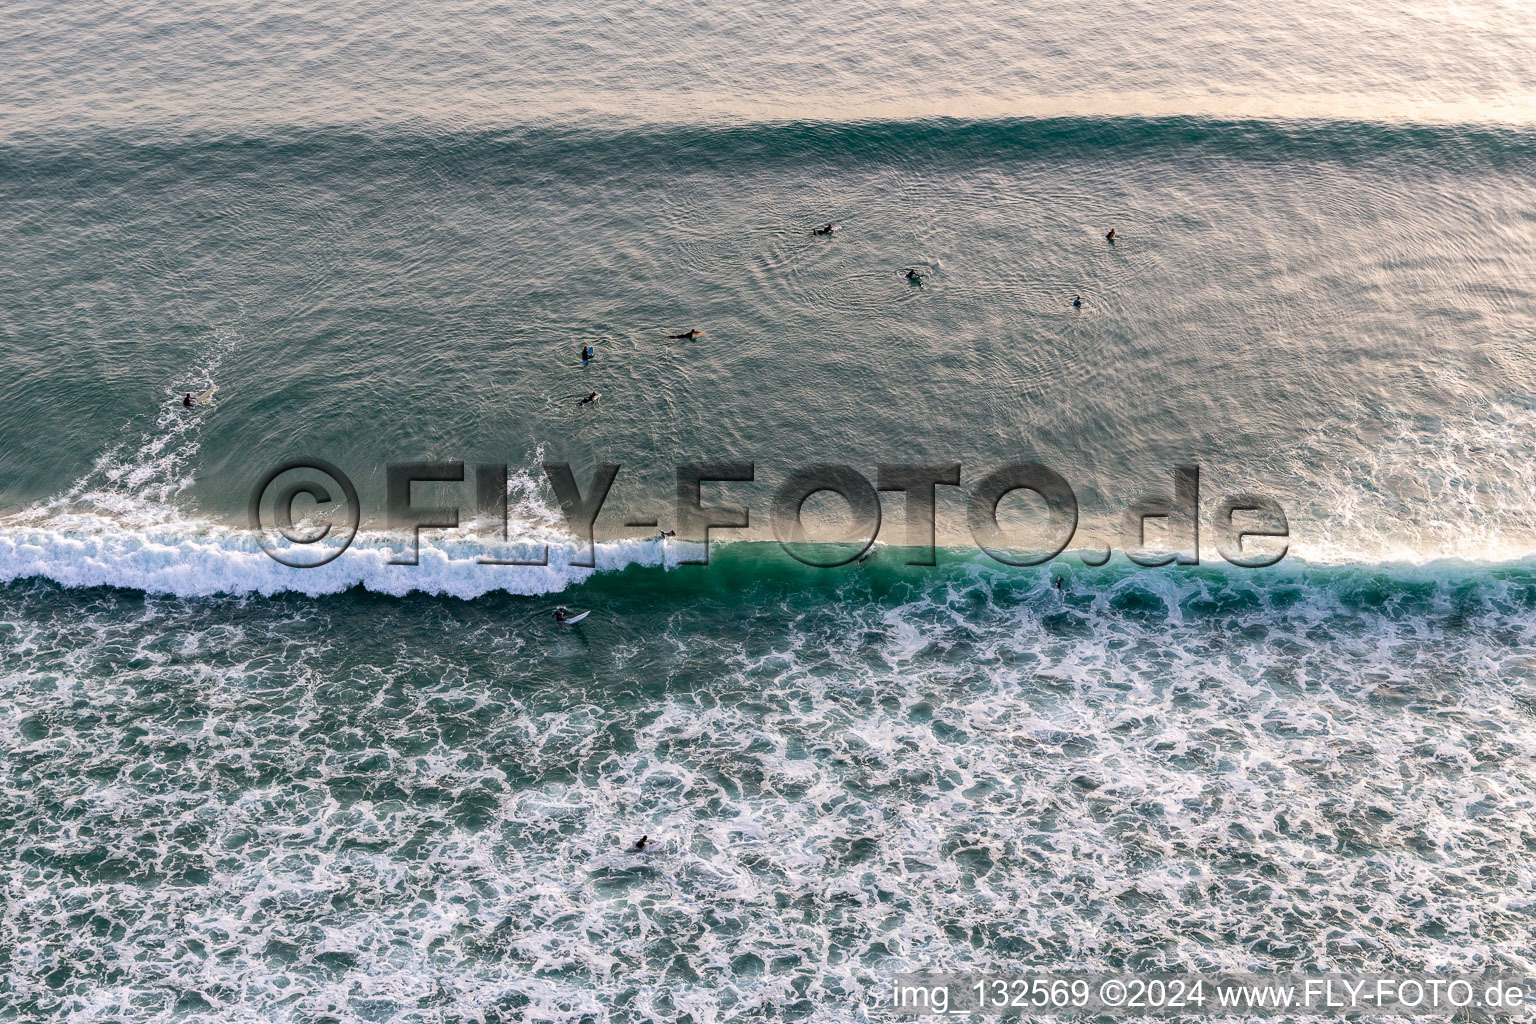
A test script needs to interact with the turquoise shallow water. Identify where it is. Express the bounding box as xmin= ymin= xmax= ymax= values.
xmin=1 ymin=1 xmax=1535 ymax=1021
